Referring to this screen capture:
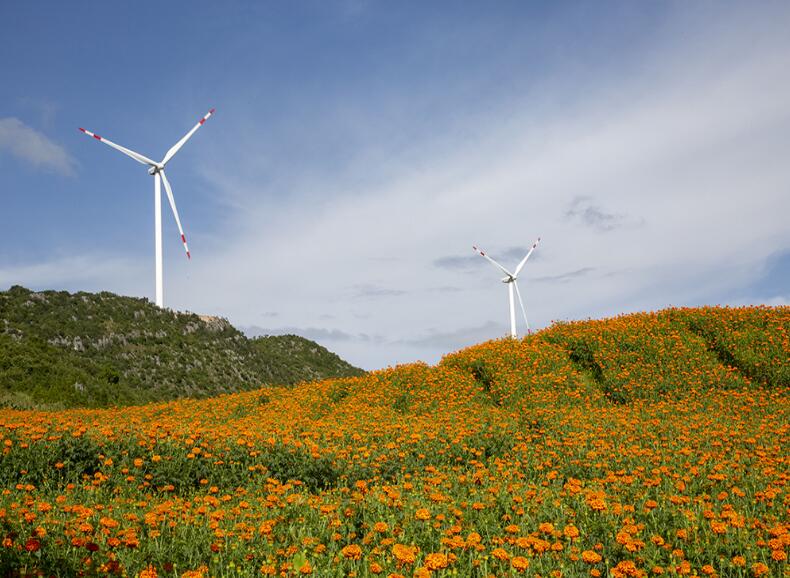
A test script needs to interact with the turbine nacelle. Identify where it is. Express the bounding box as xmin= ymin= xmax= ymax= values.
xmin=501 ymin=276 xmax=515 ymax=284
xmin=147 ymin=164 xmax=164 ymax=176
